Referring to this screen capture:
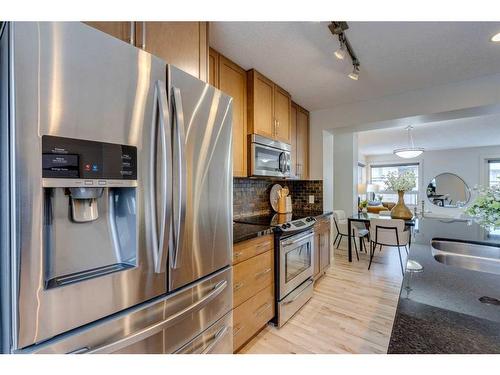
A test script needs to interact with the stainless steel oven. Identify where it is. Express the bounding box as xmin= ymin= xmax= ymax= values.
xmin=279 ymin=230 xmax=314 ymax=298
xmin=249 ymin=134 xmax=291 ymax=178
xmin=276 ymin=229 xmax=314 ymax=327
